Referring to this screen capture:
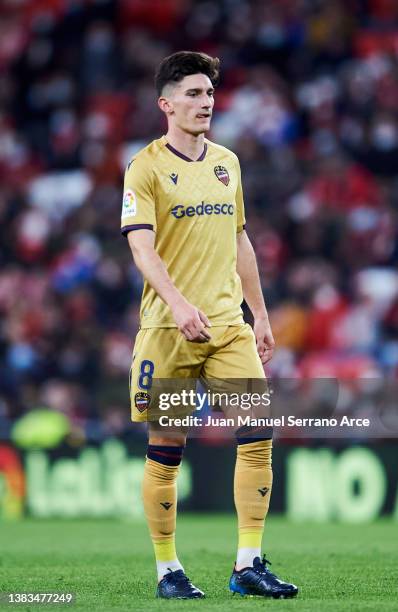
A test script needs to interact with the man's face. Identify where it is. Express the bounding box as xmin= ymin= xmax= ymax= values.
xmin=159 ymin=73 xmax=215 ymax=135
